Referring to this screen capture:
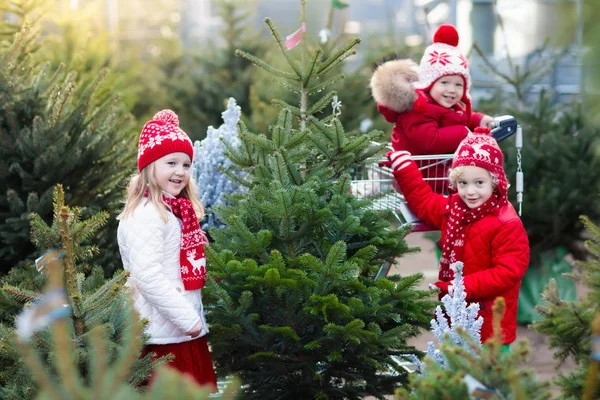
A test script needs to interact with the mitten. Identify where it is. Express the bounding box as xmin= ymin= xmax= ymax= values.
xmin=388 ymin=150 xmax=414 ymax=172
xmin=429 ymin=281 xmax=454 ymax=296
xmin=378 ymin=155 xmax=392 ymax=168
